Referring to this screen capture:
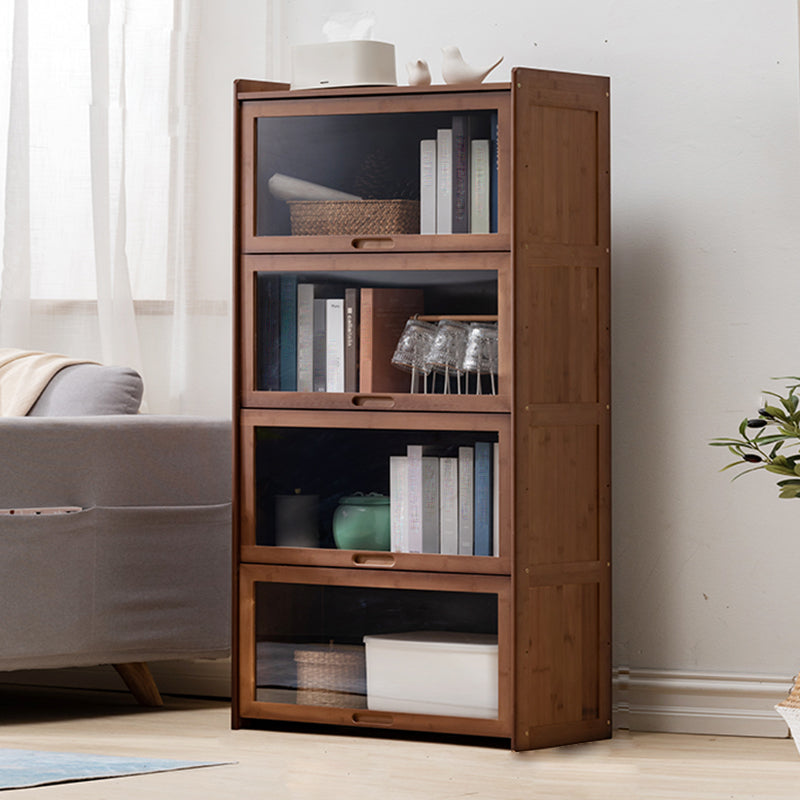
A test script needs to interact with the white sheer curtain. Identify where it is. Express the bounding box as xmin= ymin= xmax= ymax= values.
xmin=0 ymin=0 xmax=228 ymax=415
